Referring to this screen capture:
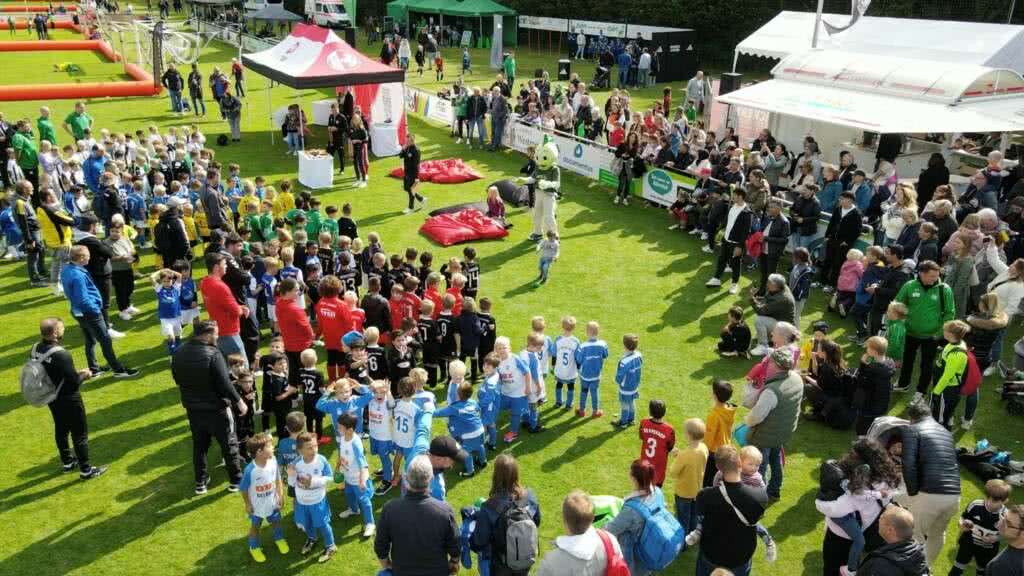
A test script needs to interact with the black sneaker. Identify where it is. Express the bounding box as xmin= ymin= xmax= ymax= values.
xmin=530 ymin=425 xmax=546 ymax=433
xmin=227 ymin=483 xmax=240 ymax=493
xmin=301 ymin=538 xmax=317 ymax=555
xmin=113 ymin=368 xmax=140 ymax=378
xmin=374 ymin=483 xmax=393 ymax=497
xmin=80 ymin=465 xmax=108 ymax=480
xmin=62 ymin=459 xmax=79 ymax=472
xmin=475 ymin=460 xmax=488 ymax=471
xmin=195 ymin=481 xmax=209 ymax=495
xmin=372 ymin=469 xmax=385 ymax=478
xmin=90 ymin=366 xmax=111 ymax=377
